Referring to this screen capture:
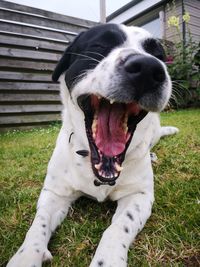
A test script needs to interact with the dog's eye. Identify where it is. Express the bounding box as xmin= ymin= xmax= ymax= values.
xmin=154 ymin=54 xmax=165 ymax=61
xmin=142 ymin=38 xmax=166 ymax=62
